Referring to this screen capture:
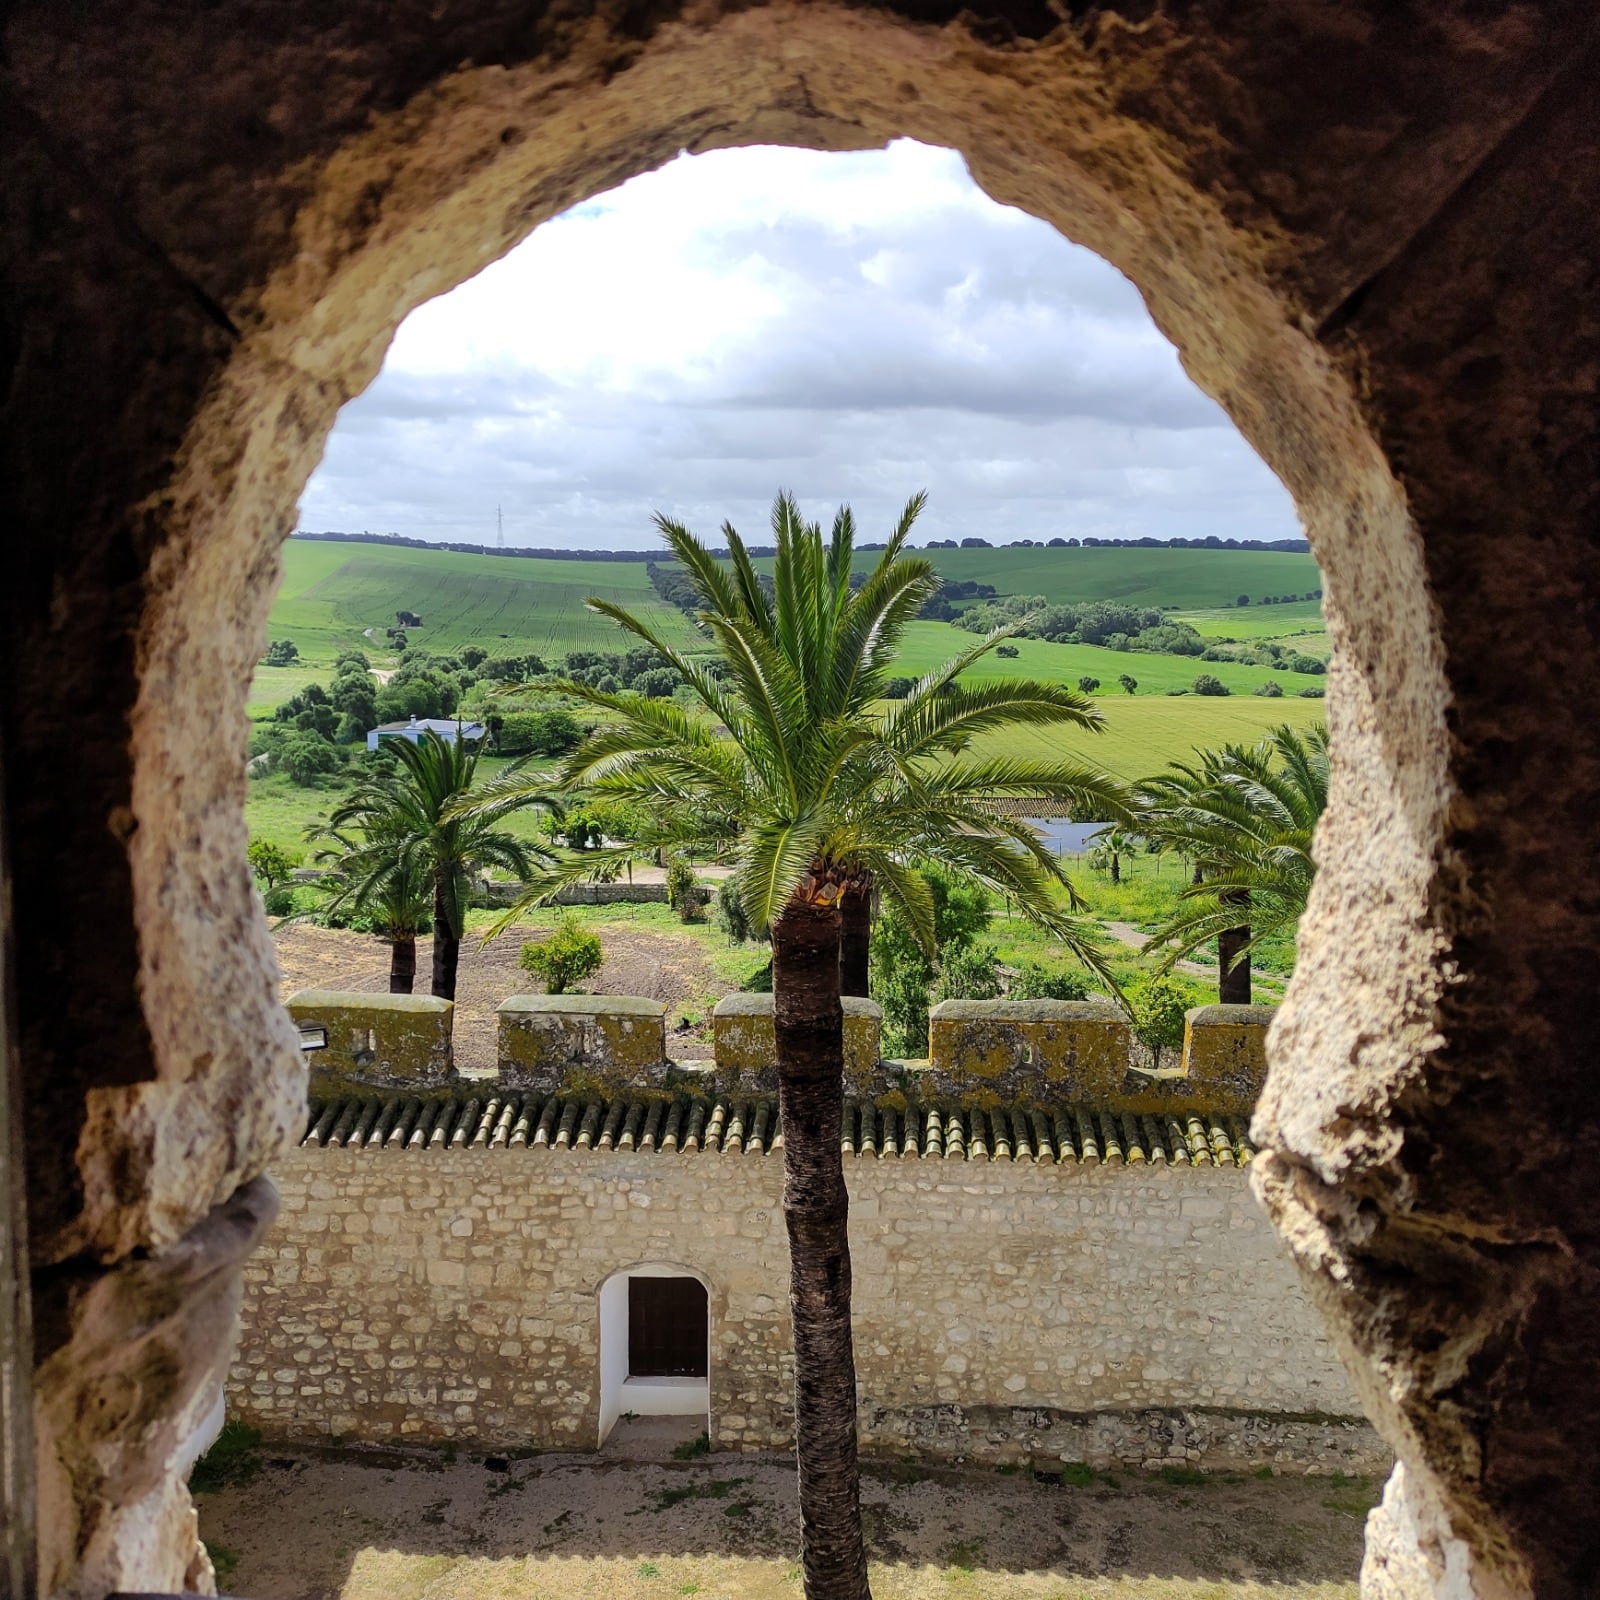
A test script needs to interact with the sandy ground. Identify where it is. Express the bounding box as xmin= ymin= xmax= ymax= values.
xmin=196 ymin=1445 xmax=1373 ymax=1600
xmin=272 ymin=921 xmax=725 ymax=1073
